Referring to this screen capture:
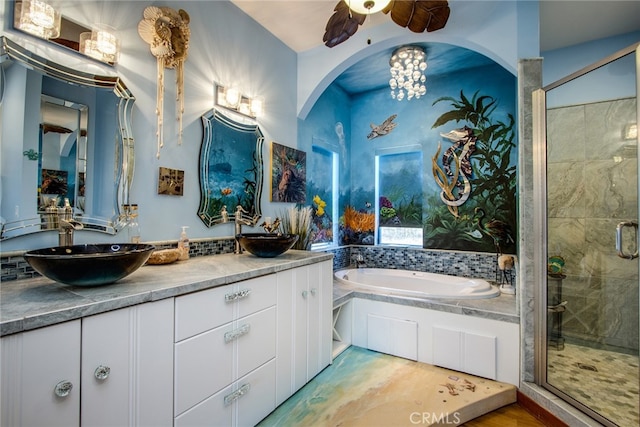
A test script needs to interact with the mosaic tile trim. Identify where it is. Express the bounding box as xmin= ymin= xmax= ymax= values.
xmin=2 ymin=241 xmax=506 ymax=286
xmin=343 ymin=245 xmax=505 ymax=282
xmin=0 ymin=238 xmax=237 ymax=283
